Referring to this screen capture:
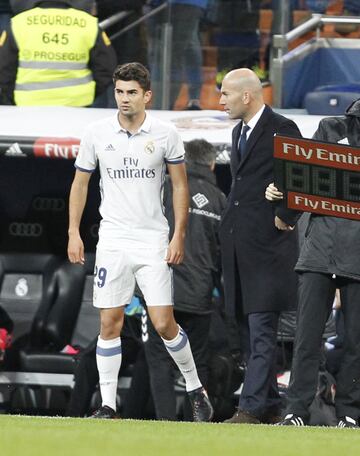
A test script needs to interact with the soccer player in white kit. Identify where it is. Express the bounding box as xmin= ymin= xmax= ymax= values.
xmin=67 ymin=62 xmax=213 ymax=421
